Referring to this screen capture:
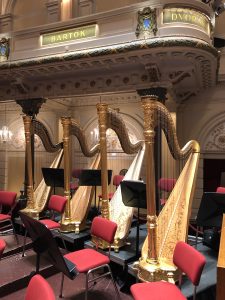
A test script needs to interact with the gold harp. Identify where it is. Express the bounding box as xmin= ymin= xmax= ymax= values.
xmin=135 ymin=97 xmax=200 ymax=282
xmin=96 ymin=103 xmax=144 ymax=250
xmin=21 ymin=116 xmax=63 ymax=218
xmin=60 ymin=116 xmax=100 ymax=233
